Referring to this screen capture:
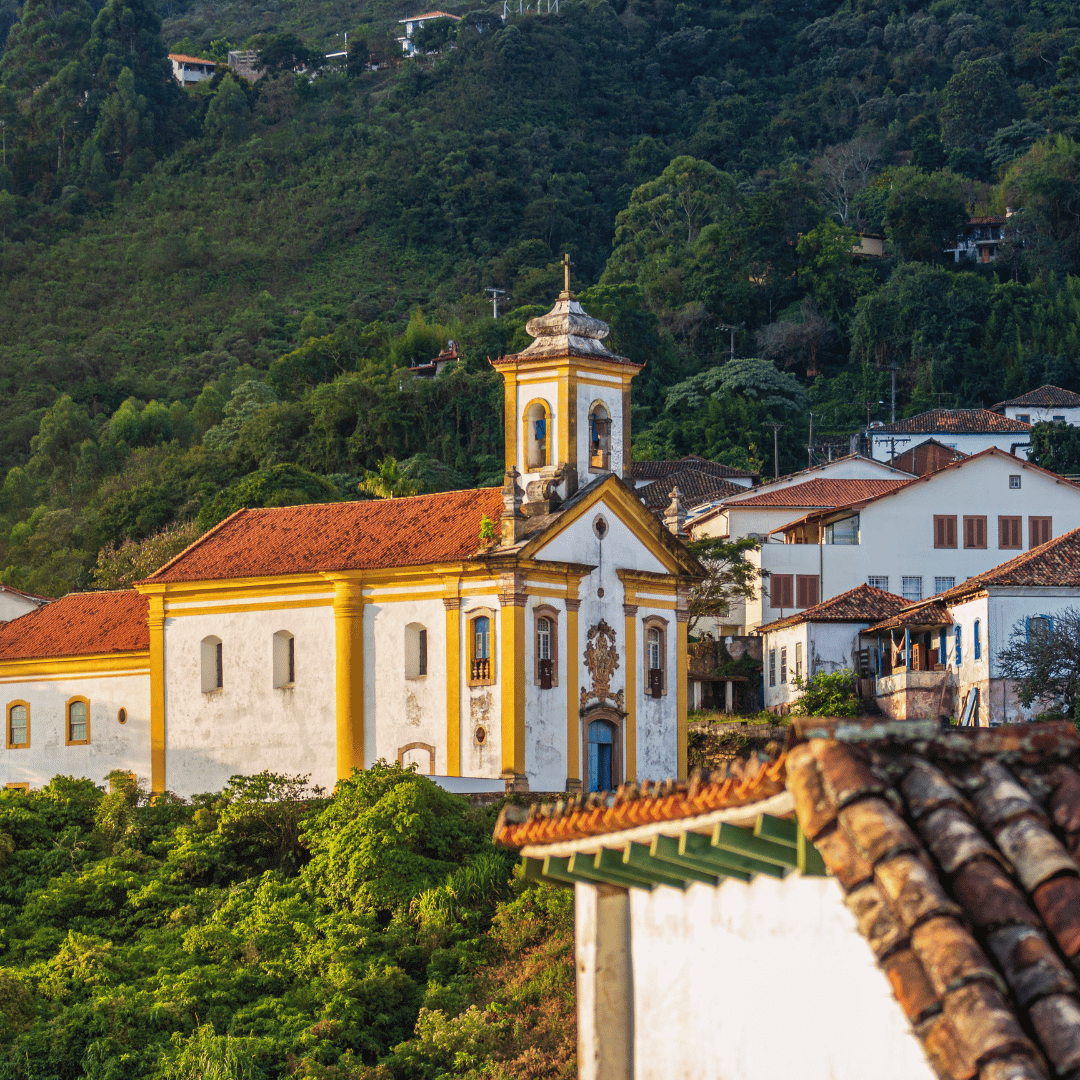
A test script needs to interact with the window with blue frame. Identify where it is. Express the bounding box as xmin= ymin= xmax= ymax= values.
xmin=974 ymin=620 xmax=981 ymax=661
xmin=955 ymin=625 xmax=962 ymax=665
xmin=939 ymin=630 xmax=947 ymax=667
xmin=587 ymin=719 xmax=615 ymax=792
